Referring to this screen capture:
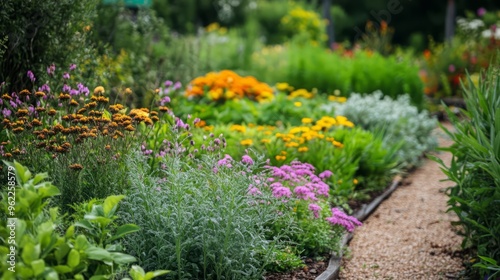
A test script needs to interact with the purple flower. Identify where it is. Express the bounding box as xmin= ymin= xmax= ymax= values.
xmin=477 ymin=7 xmax=487 ymax=17
xmin=248 ymin=186 xmax=262 ymax=195
xmin=193 ymin=118 xmax=200 ymax=124
xmin=39 ymin=83 xmax=51 ymax=93
xmin=217 ymin=154 xmax=233 ymax=168
xmin=69 ymin=64 xmax=77 ymax=71
xmin=63 ymin=72 xmax=70 ymax=80
xmin=448 ymin=64 xmax=456 ymax=73
xmin=47 ymin=64 xmax=56 ymax=75
xmin=241 ymin=155 xmax=254 ymax=165
xmin=319 ymin=170 xmax=333 ymax=179
xmin=294 ymin=186 xmax=316 ymax=200
xmin=69 ymin=89 xmax=79 ymax=96
xmin=164 ymin=80 xmax=173 ymax=87
xmin=9 ymin=100 xmax=17 ymax=108
xmin=27 ymin=71 xmax=36 ymax=82
xmin=28 ymin=105 xmax=35 ymax=115
xmin=175 ymin=117 xmax=186 ymax=129
xmin=62 ymin=84 xmax=71 ymax=93
xmin=325 ymin=208 xmax=362 ymax=232
xmin=2 ymin=108 xmax=11 ymax=117
xmin=308 ymin=203 xmax=322 ymax=218
xmin=173 ymin=81 xmax=182 ymax=90
xmin=160 ymin=96 xmax=171 ymax=105
xmin=77 ymin=83 xmax=89 ymax=96
xmin=271 ymin=184 xmax=292 ymax=198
